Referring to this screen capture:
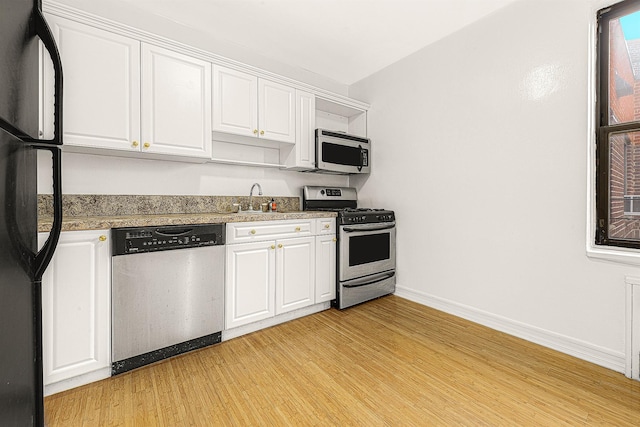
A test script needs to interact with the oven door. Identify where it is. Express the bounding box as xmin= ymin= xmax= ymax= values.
xmin=339 ymin=222 xmax=395 ymax=281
